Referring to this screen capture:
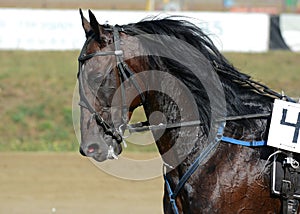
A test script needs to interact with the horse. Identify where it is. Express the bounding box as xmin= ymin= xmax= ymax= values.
xmin=77 ymin=9 xmax=300 ymax=213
